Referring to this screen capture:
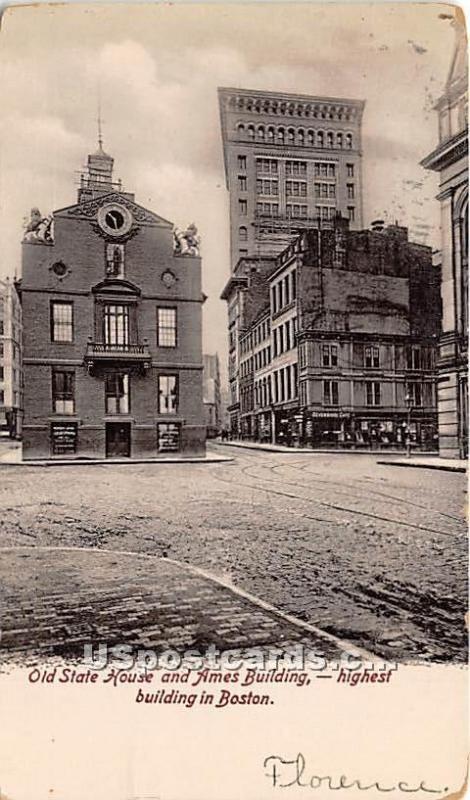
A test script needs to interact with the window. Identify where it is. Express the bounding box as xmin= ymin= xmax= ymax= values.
xmin=366 ymin=382 xmax=381 ymax=406
xmin=0 ymin=343 xmax=3 ymax=357
xmin=157 ymin=307 xmax=177 ymax=347
xmin=105 ymin=373 xmax=130 ymax=414
xmin=347 ymin=163 xmax=354 ymax=177
xmin=52 ymin=369 xmax=75 ymax=414
xmin=158 ymin=375 xmax=178 ymax=414
xmin=346 ymin=133 xmax=353 ymax=149
xmin=364 ymin=346 xmax=380 ymax=368
xmin=406 ymin=346 xmax=421 ymax=370
xmin=407 ymin=382 xmax=422 ymax=407
xmin=256 ymin=158 xmax=278 ymax=175
xmin=257 ymin=179 xmax=279 ymax=196
xmin=0 ymin=389 xmax=3 ymax=404
xmin=314 ymin=162 xmax=336 ymax=178
xmin=106 ymin=243 xmax=125 ymax=278
xmin=238 ymin=175 xmax=247 ymax=191
xmin=256 ymin=202 xmax=279 ymax=217
xmin=0 ymin=366 xmax=4 ymax=380
xmin=237 ymin=155 xmax=246 ymax=171
xmin=314 ymin=182 xmax=336 ymax=198
xmin=323 ymin=380 xmax=339 ymax=405
xmin=238 ymin=199 xmax=247 ymax=215
xmin=51 ymin=302 xmax=73 ymax=343
xmin=347 ymin=183 xmax=355 ymax=199
xmin=158 ymin=422 xmax=181 ymax=453
xmin=287 ymin=204 xmax=308 ymax=219
xmin=0 ymin=321 xmax=3 ymax=336
xmin=239 ymin=226 xmax=248 ymax=241
xmin=286 ymin=181 xmax=307 ymax=197
xmin=285 ymin=160 xmax=307 ymax=177
xmin=347 ymin=206 xmax=355 ymax=222
xmin=104 ymin=304 xmax=129 ymax=346
xmin=322 ymin=344 xmax=338 ymax=367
